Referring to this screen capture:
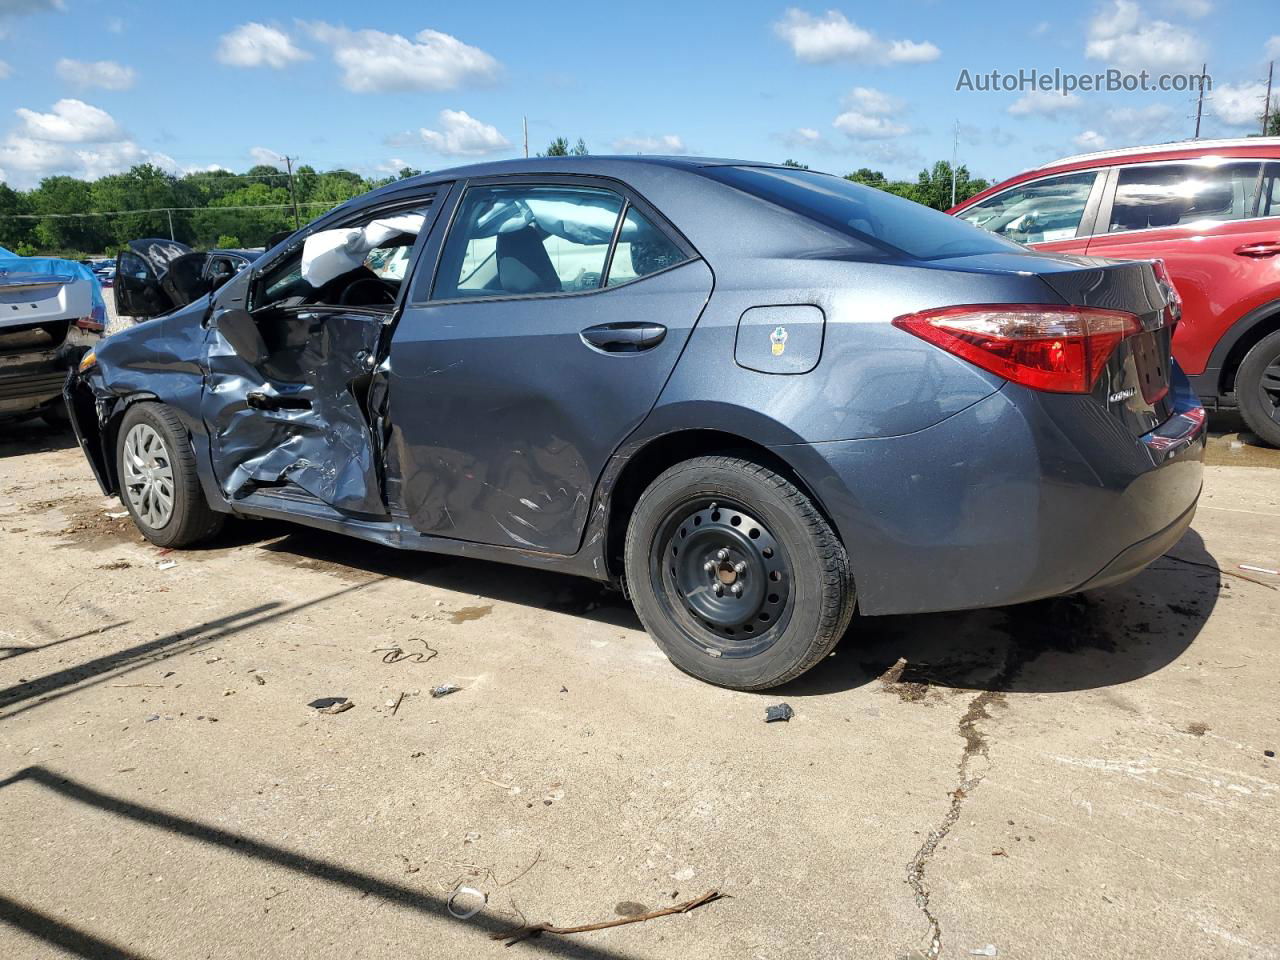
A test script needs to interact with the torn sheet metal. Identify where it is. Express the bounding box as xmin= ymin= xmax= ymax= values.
xmin=203 ymin=310 xmax=387 ymax=516
xmin=301 ymin=214 xmax=425 ymax=288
